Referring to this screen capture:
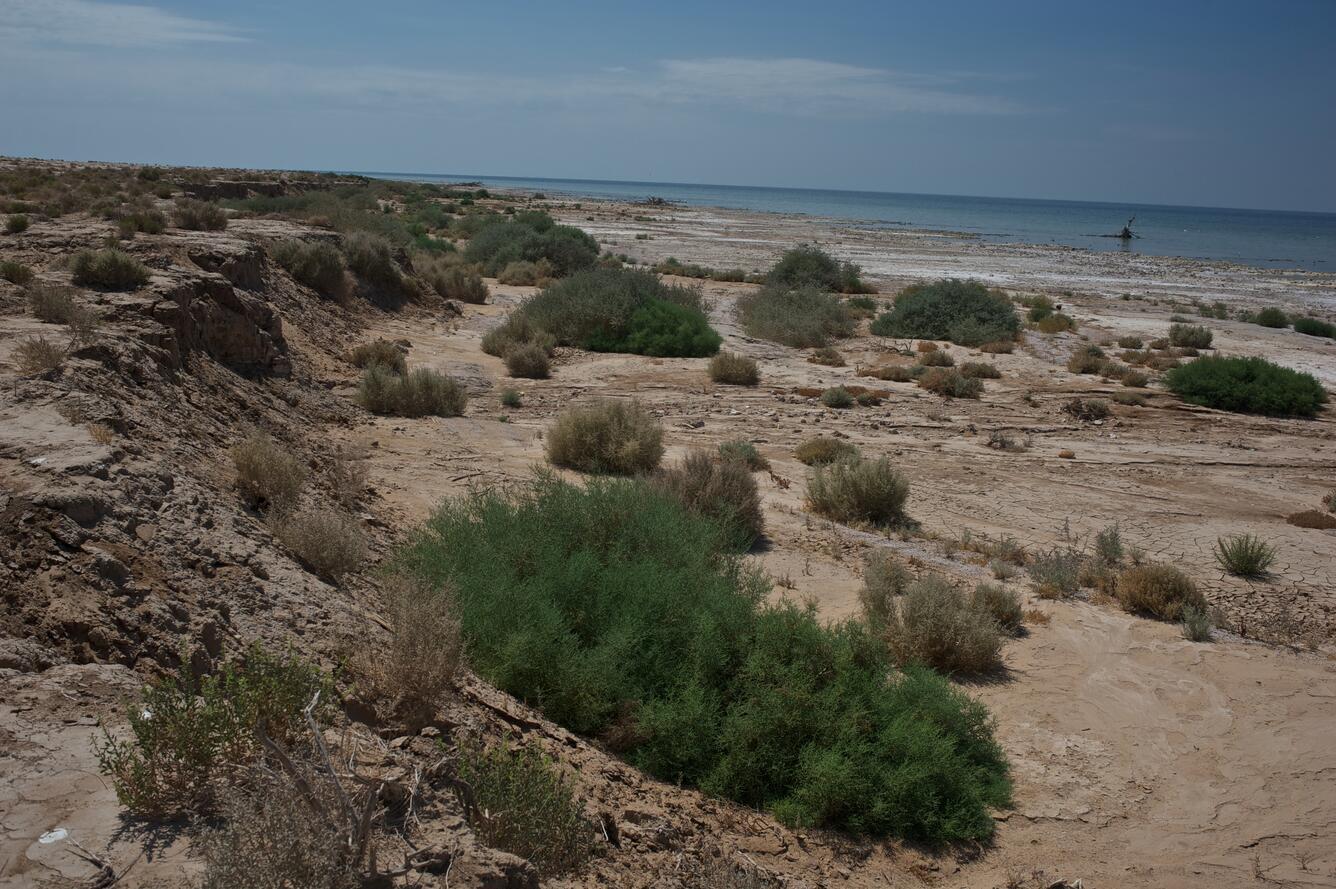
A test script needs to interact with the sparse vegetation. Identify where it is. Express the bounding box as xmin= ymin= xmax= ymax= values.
xmin=271 ymin=239 xmax=349 ymax=299
xmin=231 ymin=430 xmax=307 ymax=510
xmin=500 ymin=388 xmax=522 ymax=408
xmin=1181 ymin=605 xmax=1213 ymax=642
xmin=1094 ymin=524 xmax=1124 ymax=565
xmin=719 ymin=439 xmax=769 ymax=471
xmin=13 ymin=335 xmax=65 ymax=374
xmin=736 ymin=285 xmax=855 ymax=347
xmin=820 ymin=386 xmax=855 ymax=408
xmin=959 ymin=361 xmax=1000 ymax=379
xmin=880 ymin=575 xmax=1004 ymax=674
xmin=654 ymin=450 xmax=764 ymax=548
xmin=1115 ymin=564 xmax=1206 ymax=621
xmin=1028 ymin=547 xmax=1081 ymax=598
xmin=422 ymin=259 xmax=488 ymax=303
xmin=481 ymin=311 xmax=557 ymax=358
xmin=1063 ymin=397 xmax=1111 ymax=421
xmin=172 ymin=198 xmax=228 ymax=230
xmin=94 ymin=646 xmax=333 ymax=817
xmin=1254 ymin=307 xmax=1290 ymax=329
xmin=1168 ymin=323 xmax=1213 ymax=349
xmin=357 ymin=365 xmax=468 ymax=417
xmin=808 ymin=346 xmax=845 ymax=366
xmin=1113 ymin=390 xmax=1147 ymax=407
xmin=1118 ymin=335 xmax=1144 ymax=349
xmin=463 ymin=211 xmax=599 ymax=277
xmin=806 ymin=455 xmax=910 ymax=526
xmin=917 ymin=368 xmax=983 ymax=399
xmin=979 ymin=339 xmax=1015 ymax=354
xmin=917 ymin=349 xmax=954 ymax=367
xmin=5 ymin=213 xmax=30 ymax=234
xmin=497 ymin=258 xmax=556 ymax=286
xmin=275 ymin=507 xmax=367 ymax=583
xmin=70 ymin=247 xmax=150 ymax=290
xmin=398 ymin=474 xmax=1009 ymax=841
xmin=1035 ymin=312 xmax=1077 ymax=333
xmin=349 ymin=338 xmax=406 ymax=374
xmin=456 ymin=736 xmax=595 ymax=878
xmin=546 ymin=399 xmax=664 ymax=474
xmin=766 ymin=244 xmax=871 ymax=293
xmin=872 ymin=279 xmax=1020 ymax=346
xmin=1213 ymin=534 xmax=1276 ymax=578
xmin=342 ymin=231 xmax=408 ymax=293
xmin=1122 ymin=371 xmax=1149 ymax=388
xmin=795 ymin=436 xmax=859 ymax=466
xmin=709 ymin=352 xmax=760 ymax=386
xmin=1165 ymin=355 xmax=1326 ymax=417
xmin=1 ymin=259 xmax=33 ymax=284
xmin=1066 ymin=344 xmax=1105 ymax=374
xmin=505 ymin=342 xmax=551 ymax=378
xmin=858 ymin=550 xmax=912 ymax=630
